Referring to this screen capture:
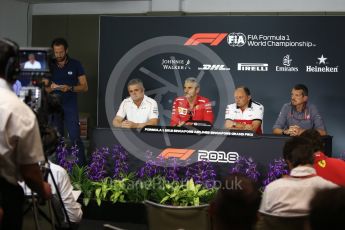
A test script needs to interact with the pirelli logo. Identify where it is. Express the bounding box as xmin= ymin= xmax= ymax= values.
xmin=159 ymin=148 xmax=195 ymax=160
